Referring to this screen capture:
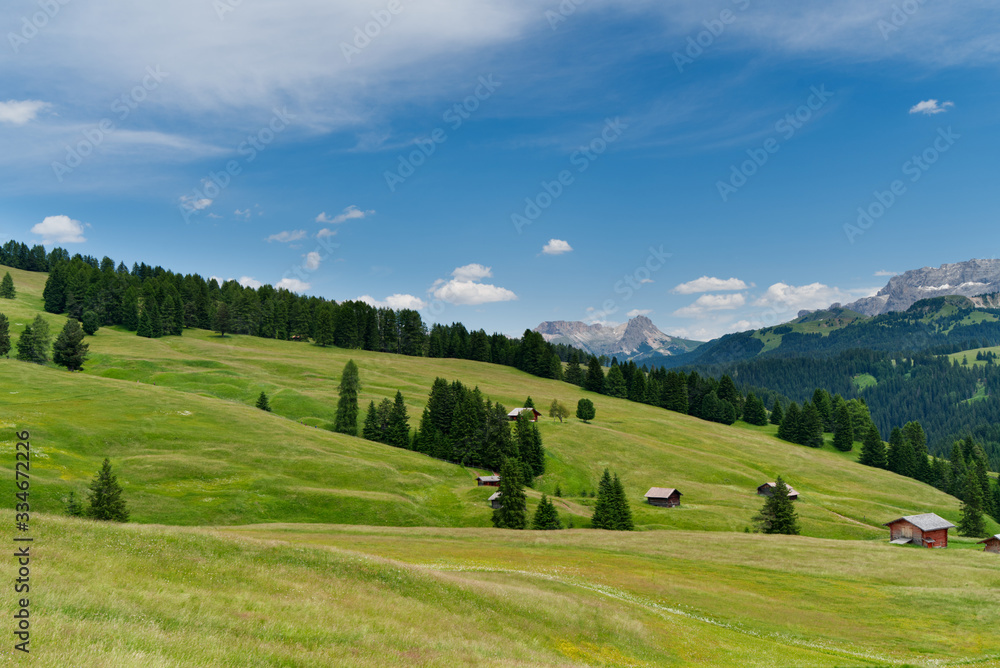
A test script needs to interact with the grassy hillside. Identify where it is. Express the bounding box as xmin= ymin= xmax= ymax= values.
xmin=0 ymin=264 xmax=995 ymax=537
xmin=8 ymin=515 xmax=999 ymax=667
